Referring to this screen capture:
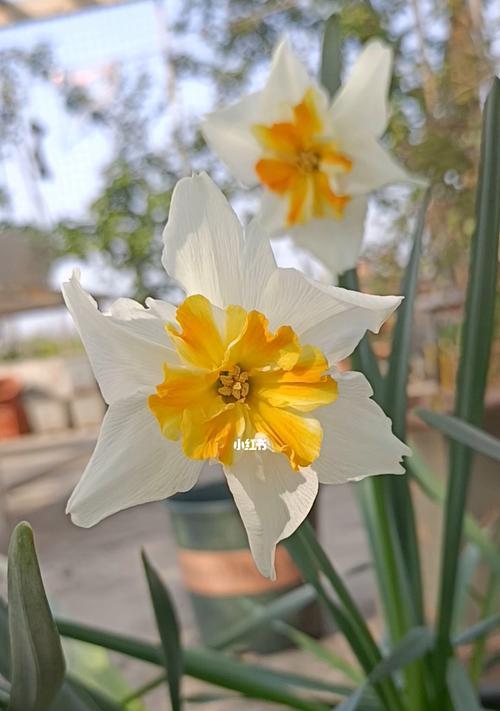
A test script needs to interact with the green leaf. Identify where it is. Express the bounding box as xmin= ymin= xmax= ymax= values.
xmin=417 ymin=410 xmax=500 ymax=463
xmin=436 ymin=77 xmax=500 ymax=690
xmin=339 ymin=266 xmax=424 ymax=711
xmin=0 ymin=689 xmax=9 ymax=708
xmin=452 ymin=543 xmax=482 ymax=635
xmin=62 ymin=678 xmax=124 ymax=711
xmin=383 ymin=191 xmax=430 ymax=625
xmin=0 ymin=599 xmax=99 ymax=711
xmin=446 ymin=659 xmax=482 ymax=711
xmin=407 ymin=447 xmax=500 ymax=577
xmin=334 ymin=686 xmax=365 ymax=711
xmin=332 ymin=628 xmax=435 ymax=711
xmin=56 ymin=617 xmax=347 ymax=710
xmin=368 ymin=627 xmax=434 ymax=684
xmin=141 ymin=551 xmax=182 ymax=711
xmin=209 ymin=584 xmax=316 ymax=650
xmin=63 ymin=639 xmax=145 ymax=711
xmin=386 ymin=191 xmax=431 ymax=439
xmin=320 ymin=14 xmax=342 ymax=98
xmin=183 ymin=648 xmax=332 ymax=711
xmin=0 ymin=597 xmax=9 ymax=680
xmin=51 ymin=684 xmax=102 ymax=711
xmin=453 ymin=614 xmax=500 ymax=646
xmin=285 ymin=522 xmax=404 ymax=711
xmin=273 ymin=621 xmax=364 ymax=684
xmin=56 ymin=618 xmax=161 ymax=665
xmin=52 ymin=680 xmax=118 ymax=711
xmin=120 ymin=673 xmax=165 ymax=705
xmin=7 ymin=522 xmax=65 ymax=711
